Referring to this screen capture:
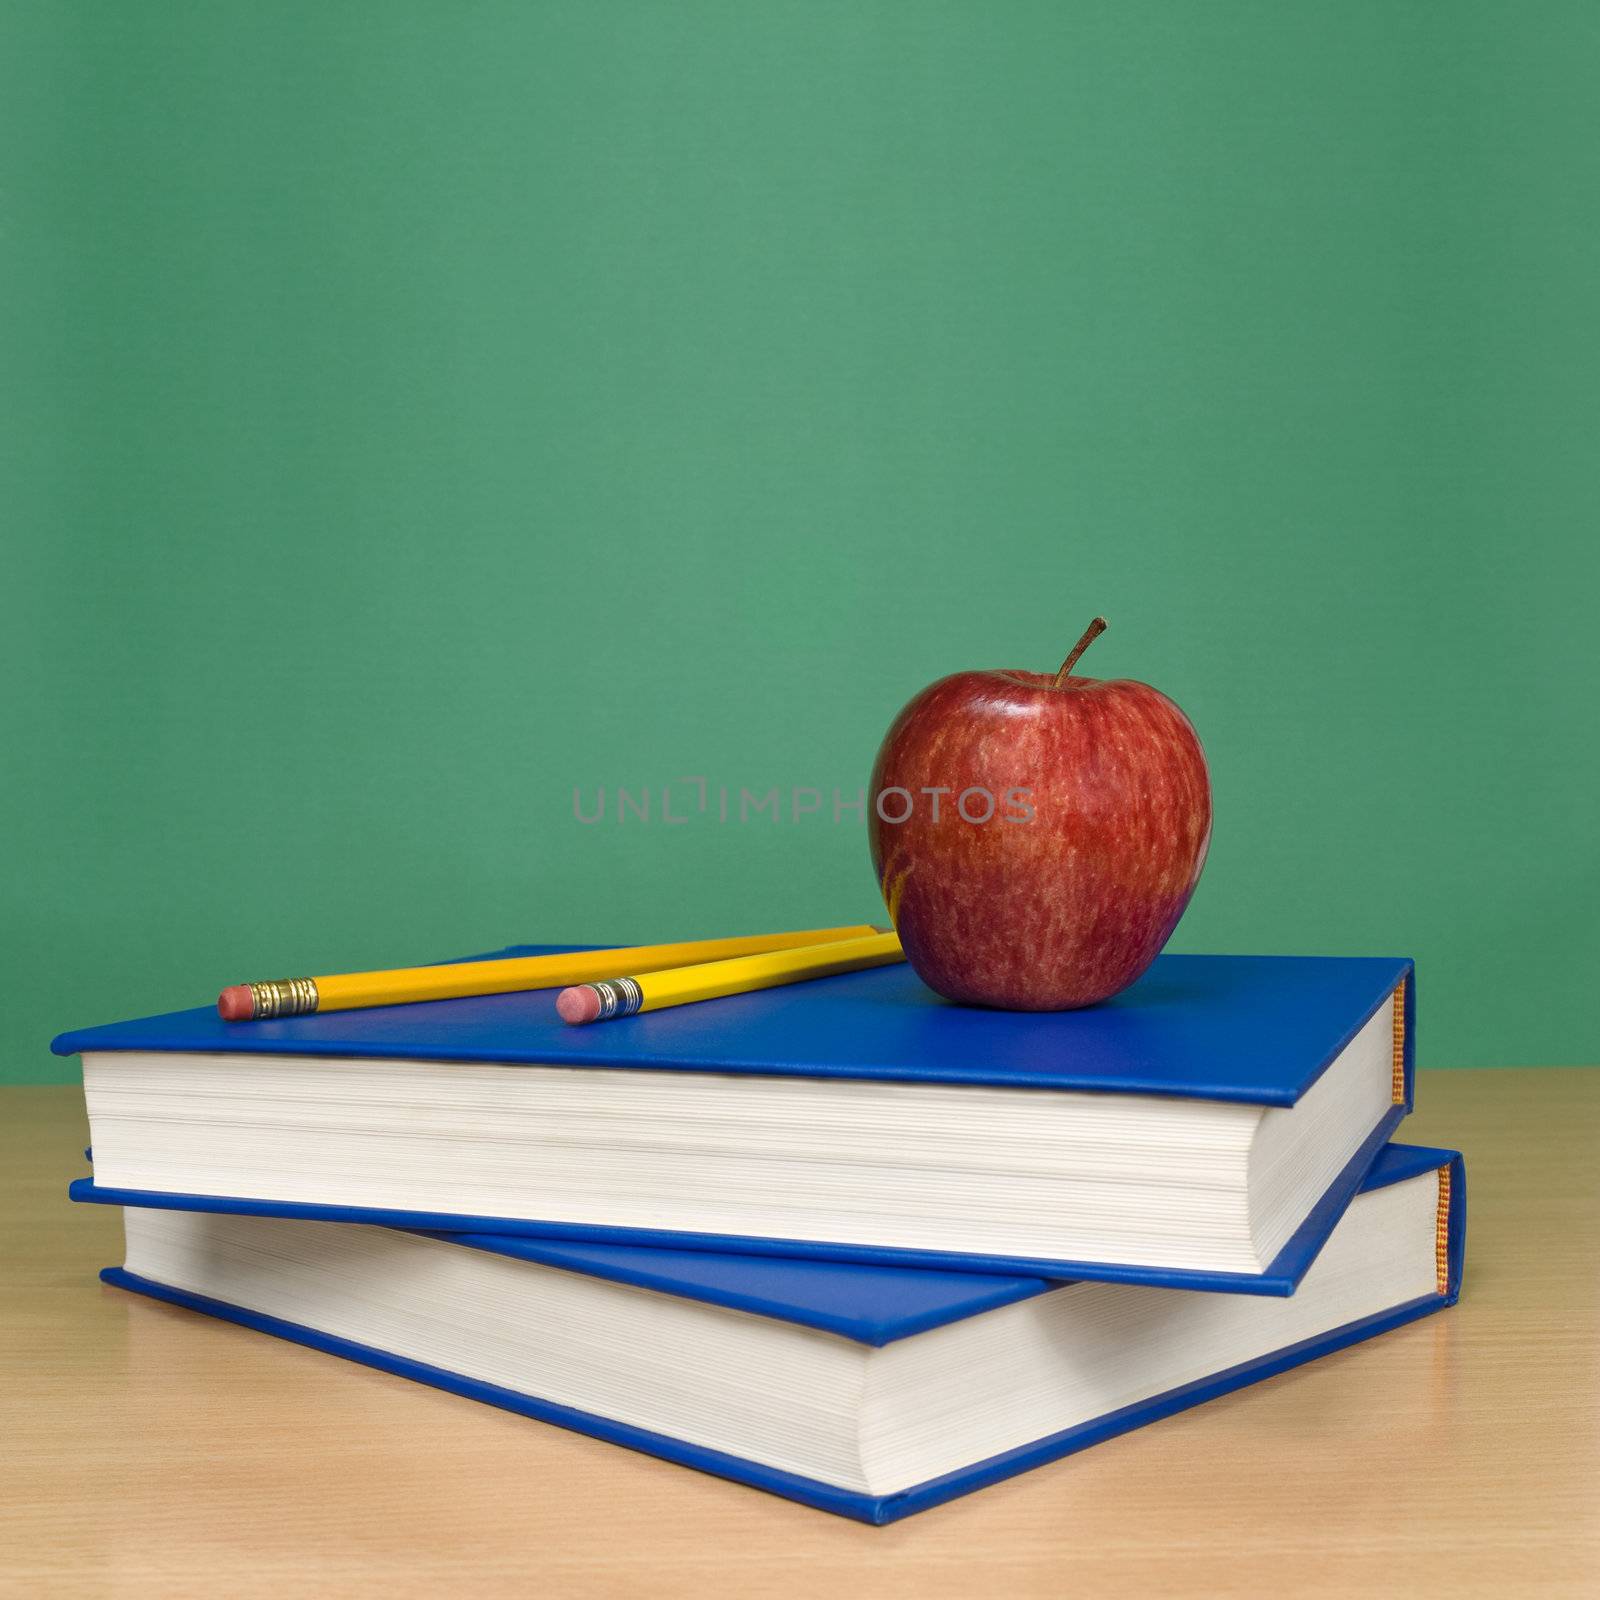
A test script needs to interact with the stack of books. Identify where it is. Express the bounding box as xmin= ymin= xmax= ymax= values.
xmin=54 ymin=949 xmax=1463 ymax=1525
